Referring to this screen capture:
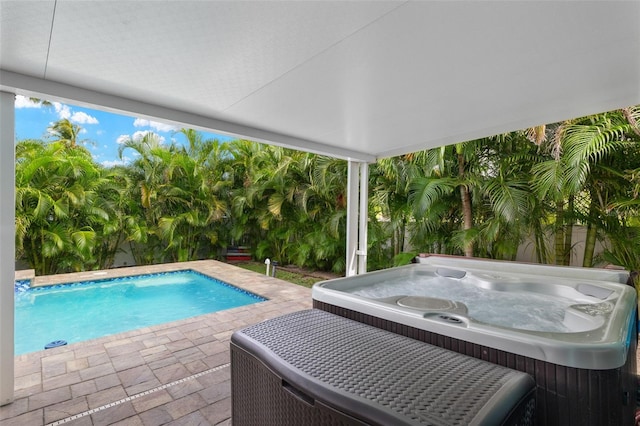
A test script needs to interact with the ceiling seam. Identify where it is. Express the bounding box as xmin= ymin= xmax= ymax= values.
xmin=43 ymin=0 xmax=58 ymax=79
xmin=221 ymin=1 xmax=410 ymax=112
